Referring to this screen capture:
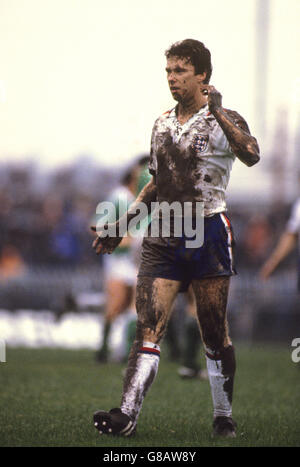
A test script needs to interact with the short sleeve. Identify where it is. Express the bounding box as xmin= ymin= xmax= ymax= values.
xmin=286 ymin=198 xmax=300 ymax=233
